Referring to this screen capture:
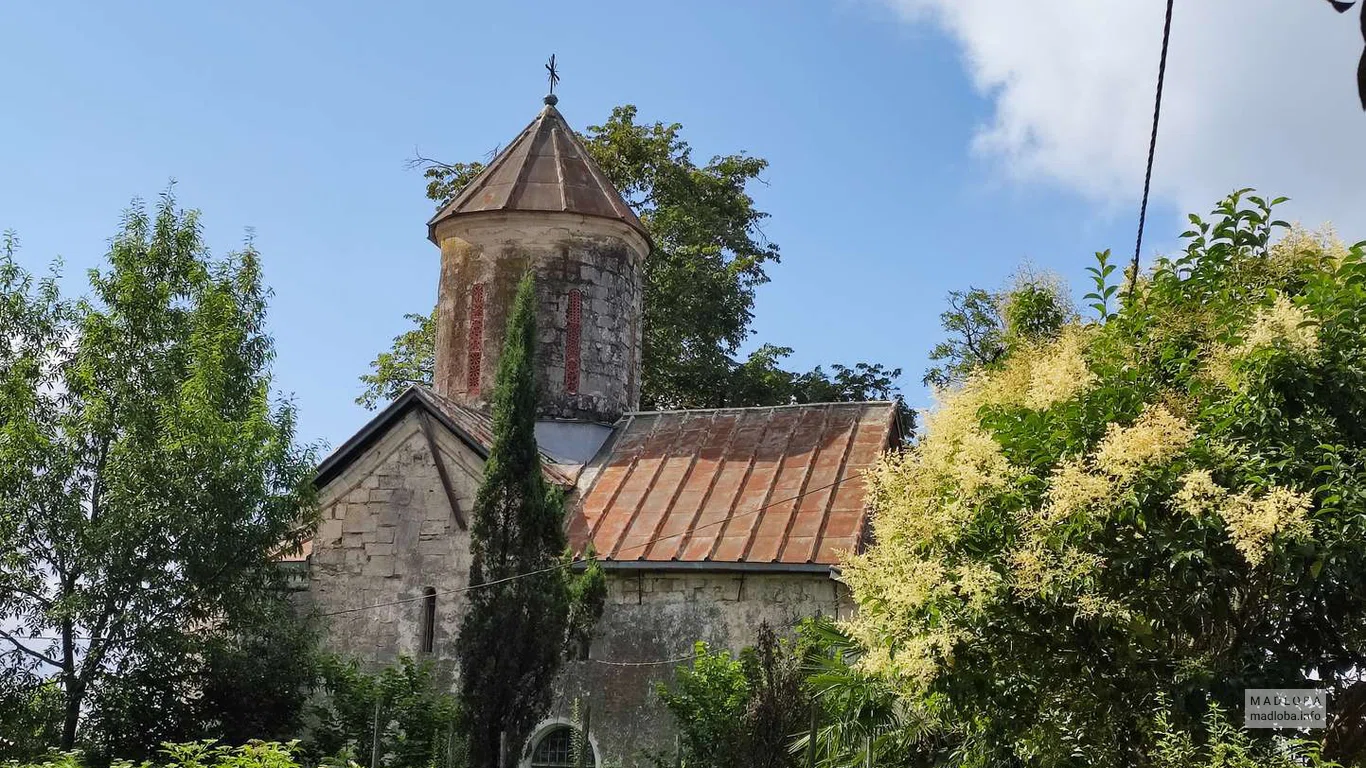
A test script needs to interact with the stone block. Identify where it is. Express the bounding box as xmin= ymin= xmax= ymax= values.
xmin=343 ymin=548 xmax=365 ymax=569
xmin=378 ymin=507 xmax=403 ymax=529
xmin=363 ymin=554 xmax=395 ymax=578
xmin=364 ymin=541 xmax=396 ymax=558
xmin=319 ymin=518 xmax=343 ymax=545
xmin=417 ymin=538 xmax=450 ymax=556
